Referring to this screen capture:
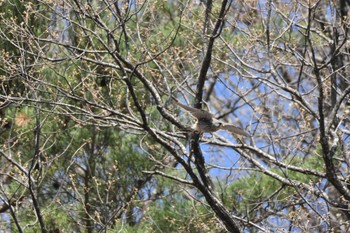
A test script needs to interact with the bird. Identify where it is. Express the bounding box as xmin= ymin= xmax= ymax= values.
xmin=175 ymin=101 xmax=250 ymax=137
